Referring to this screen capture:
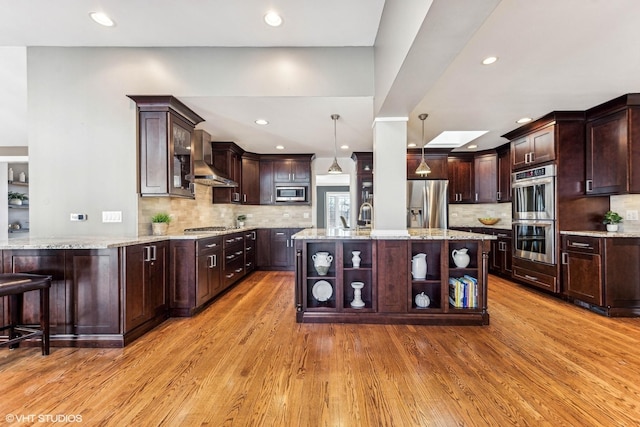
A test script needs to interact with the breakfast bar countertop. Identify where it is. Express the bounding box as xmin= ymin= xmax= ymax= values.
xmin=292 ymin=228 xmax=496 ymax=240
